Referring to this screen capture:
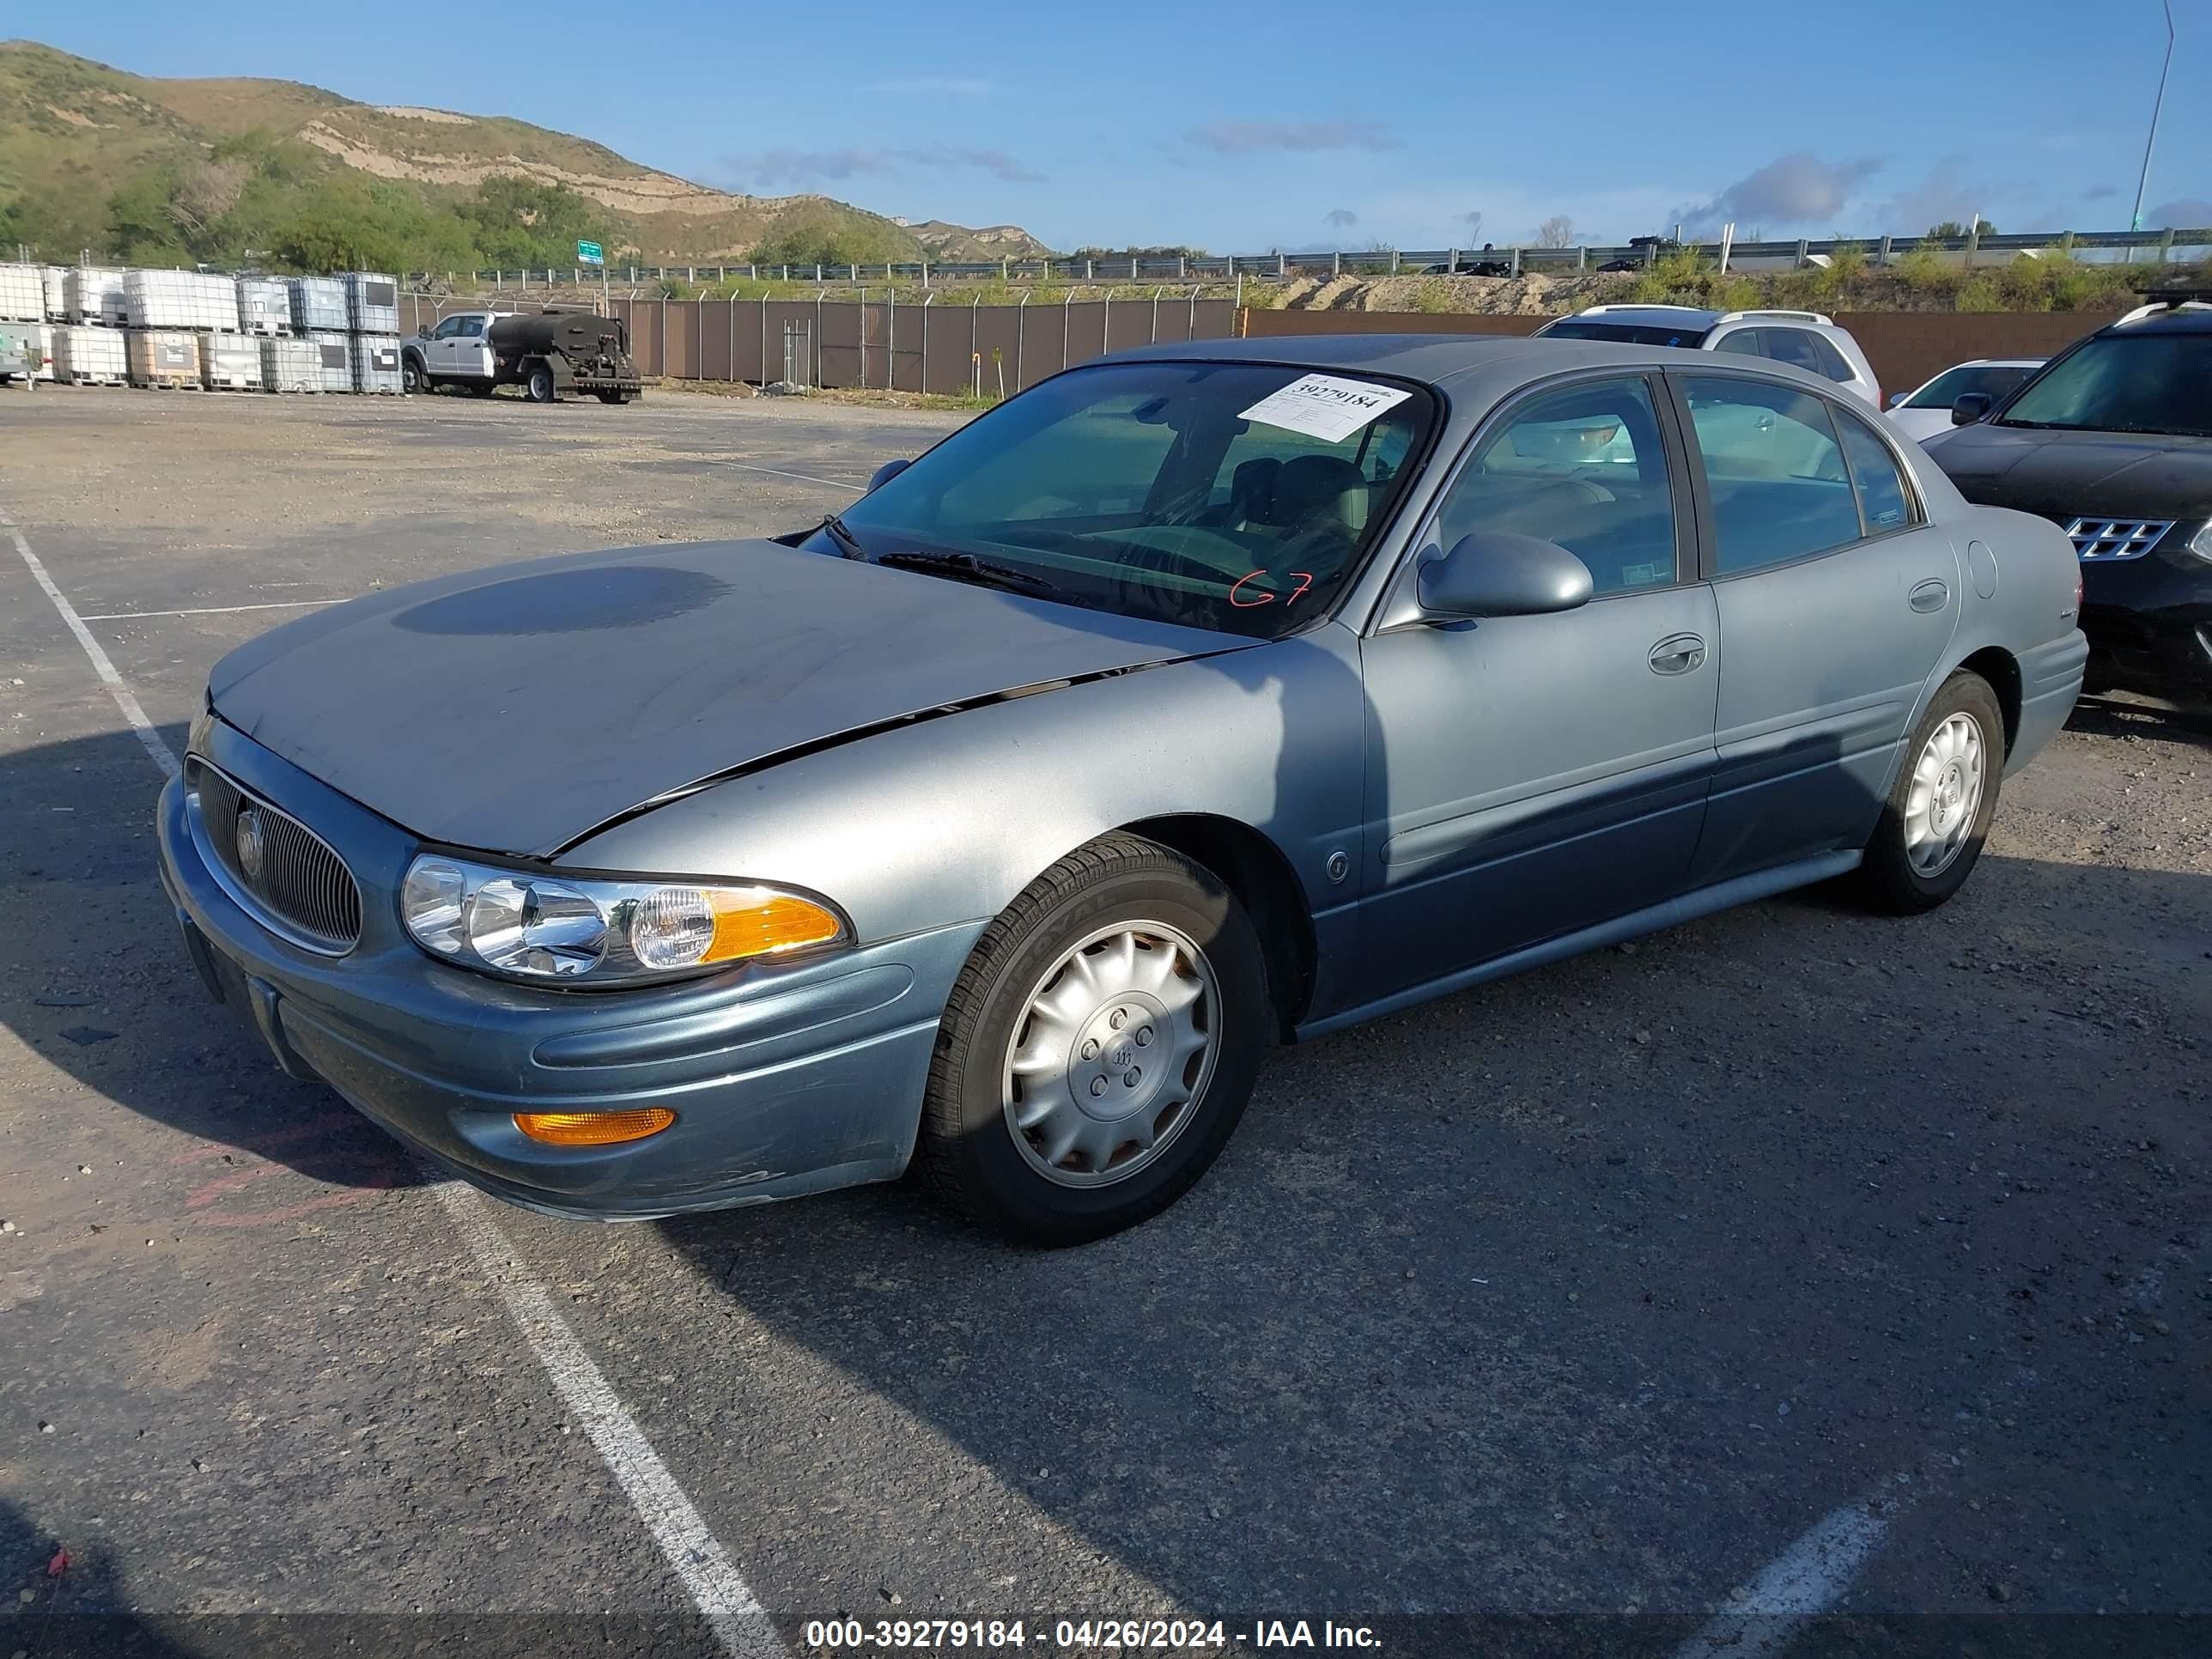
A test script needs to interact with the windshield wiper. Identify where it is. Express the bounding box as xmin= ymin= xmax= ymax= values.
xmin=874 ymin=550 xmax=1065 ymax=599
xmin=817 ymin=512 xmax=868 ymax=560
